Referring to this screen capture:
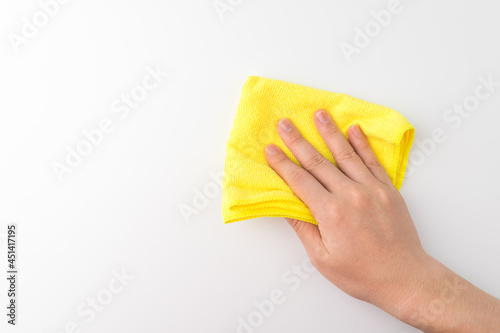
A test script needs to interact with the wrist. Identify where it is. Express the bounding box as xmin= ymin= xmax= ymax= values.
xmin=401 ymin=258 xmax=467 ymax=331
xmin=366 ymin=252 xmax=467 ymax=331
xmin=361 ymin=252 xmax=444 ymax=328
xmin=392 ymin=256 xmax=500 ymax=332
